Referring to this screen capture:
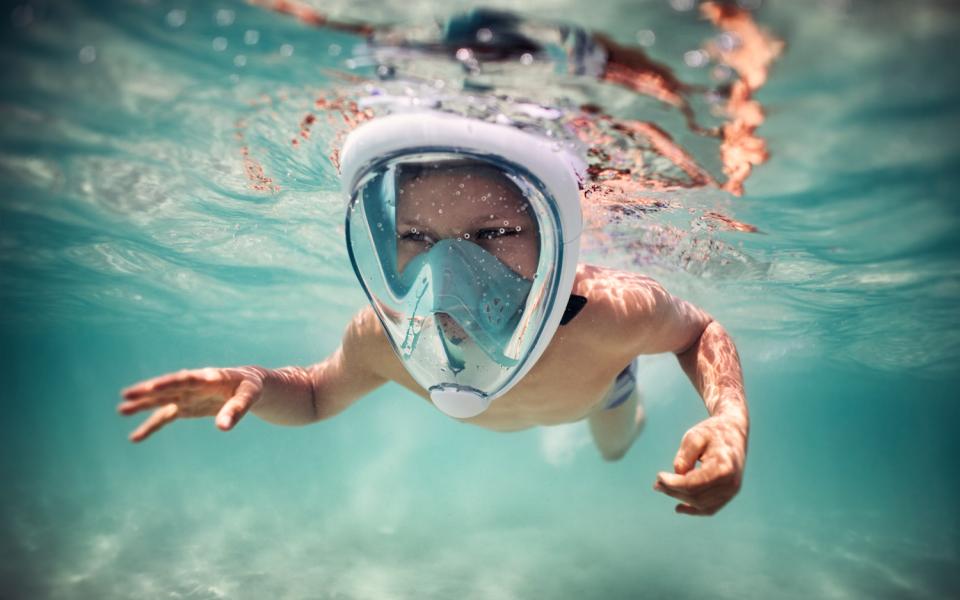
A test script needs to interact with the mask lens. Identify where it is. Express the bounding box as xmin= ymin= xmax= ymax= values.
xmin=346 ymin=152 xmax=564 ymax=399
